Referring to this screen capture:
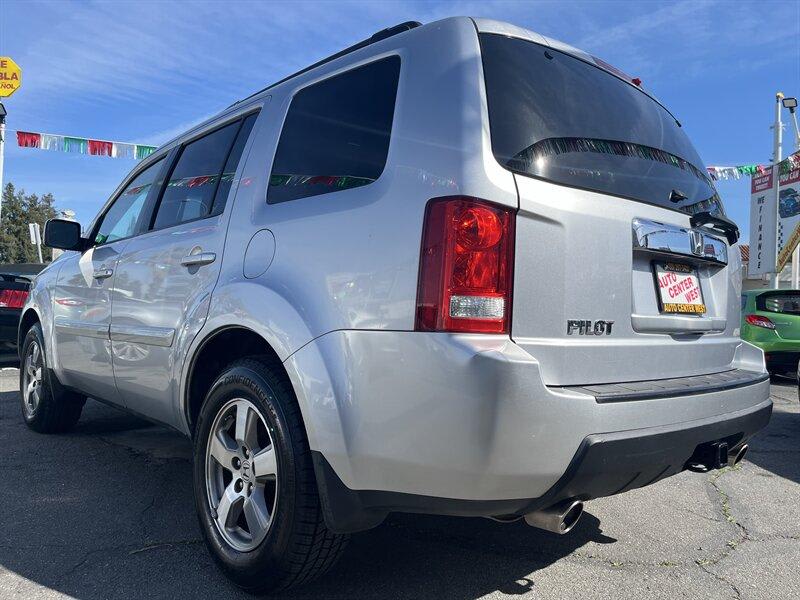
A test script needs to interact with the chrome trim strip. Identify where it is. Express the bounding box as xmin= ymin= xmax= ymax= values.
xmin=54 ymin=317 xmax=109 ymax=340
xmin=632 ymin=218 xmax=728 ymax=265
xmin=631 ymin=314 xmax=727 ymax=334
xmin=110 ymin=324 xmax=176 ymax=347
